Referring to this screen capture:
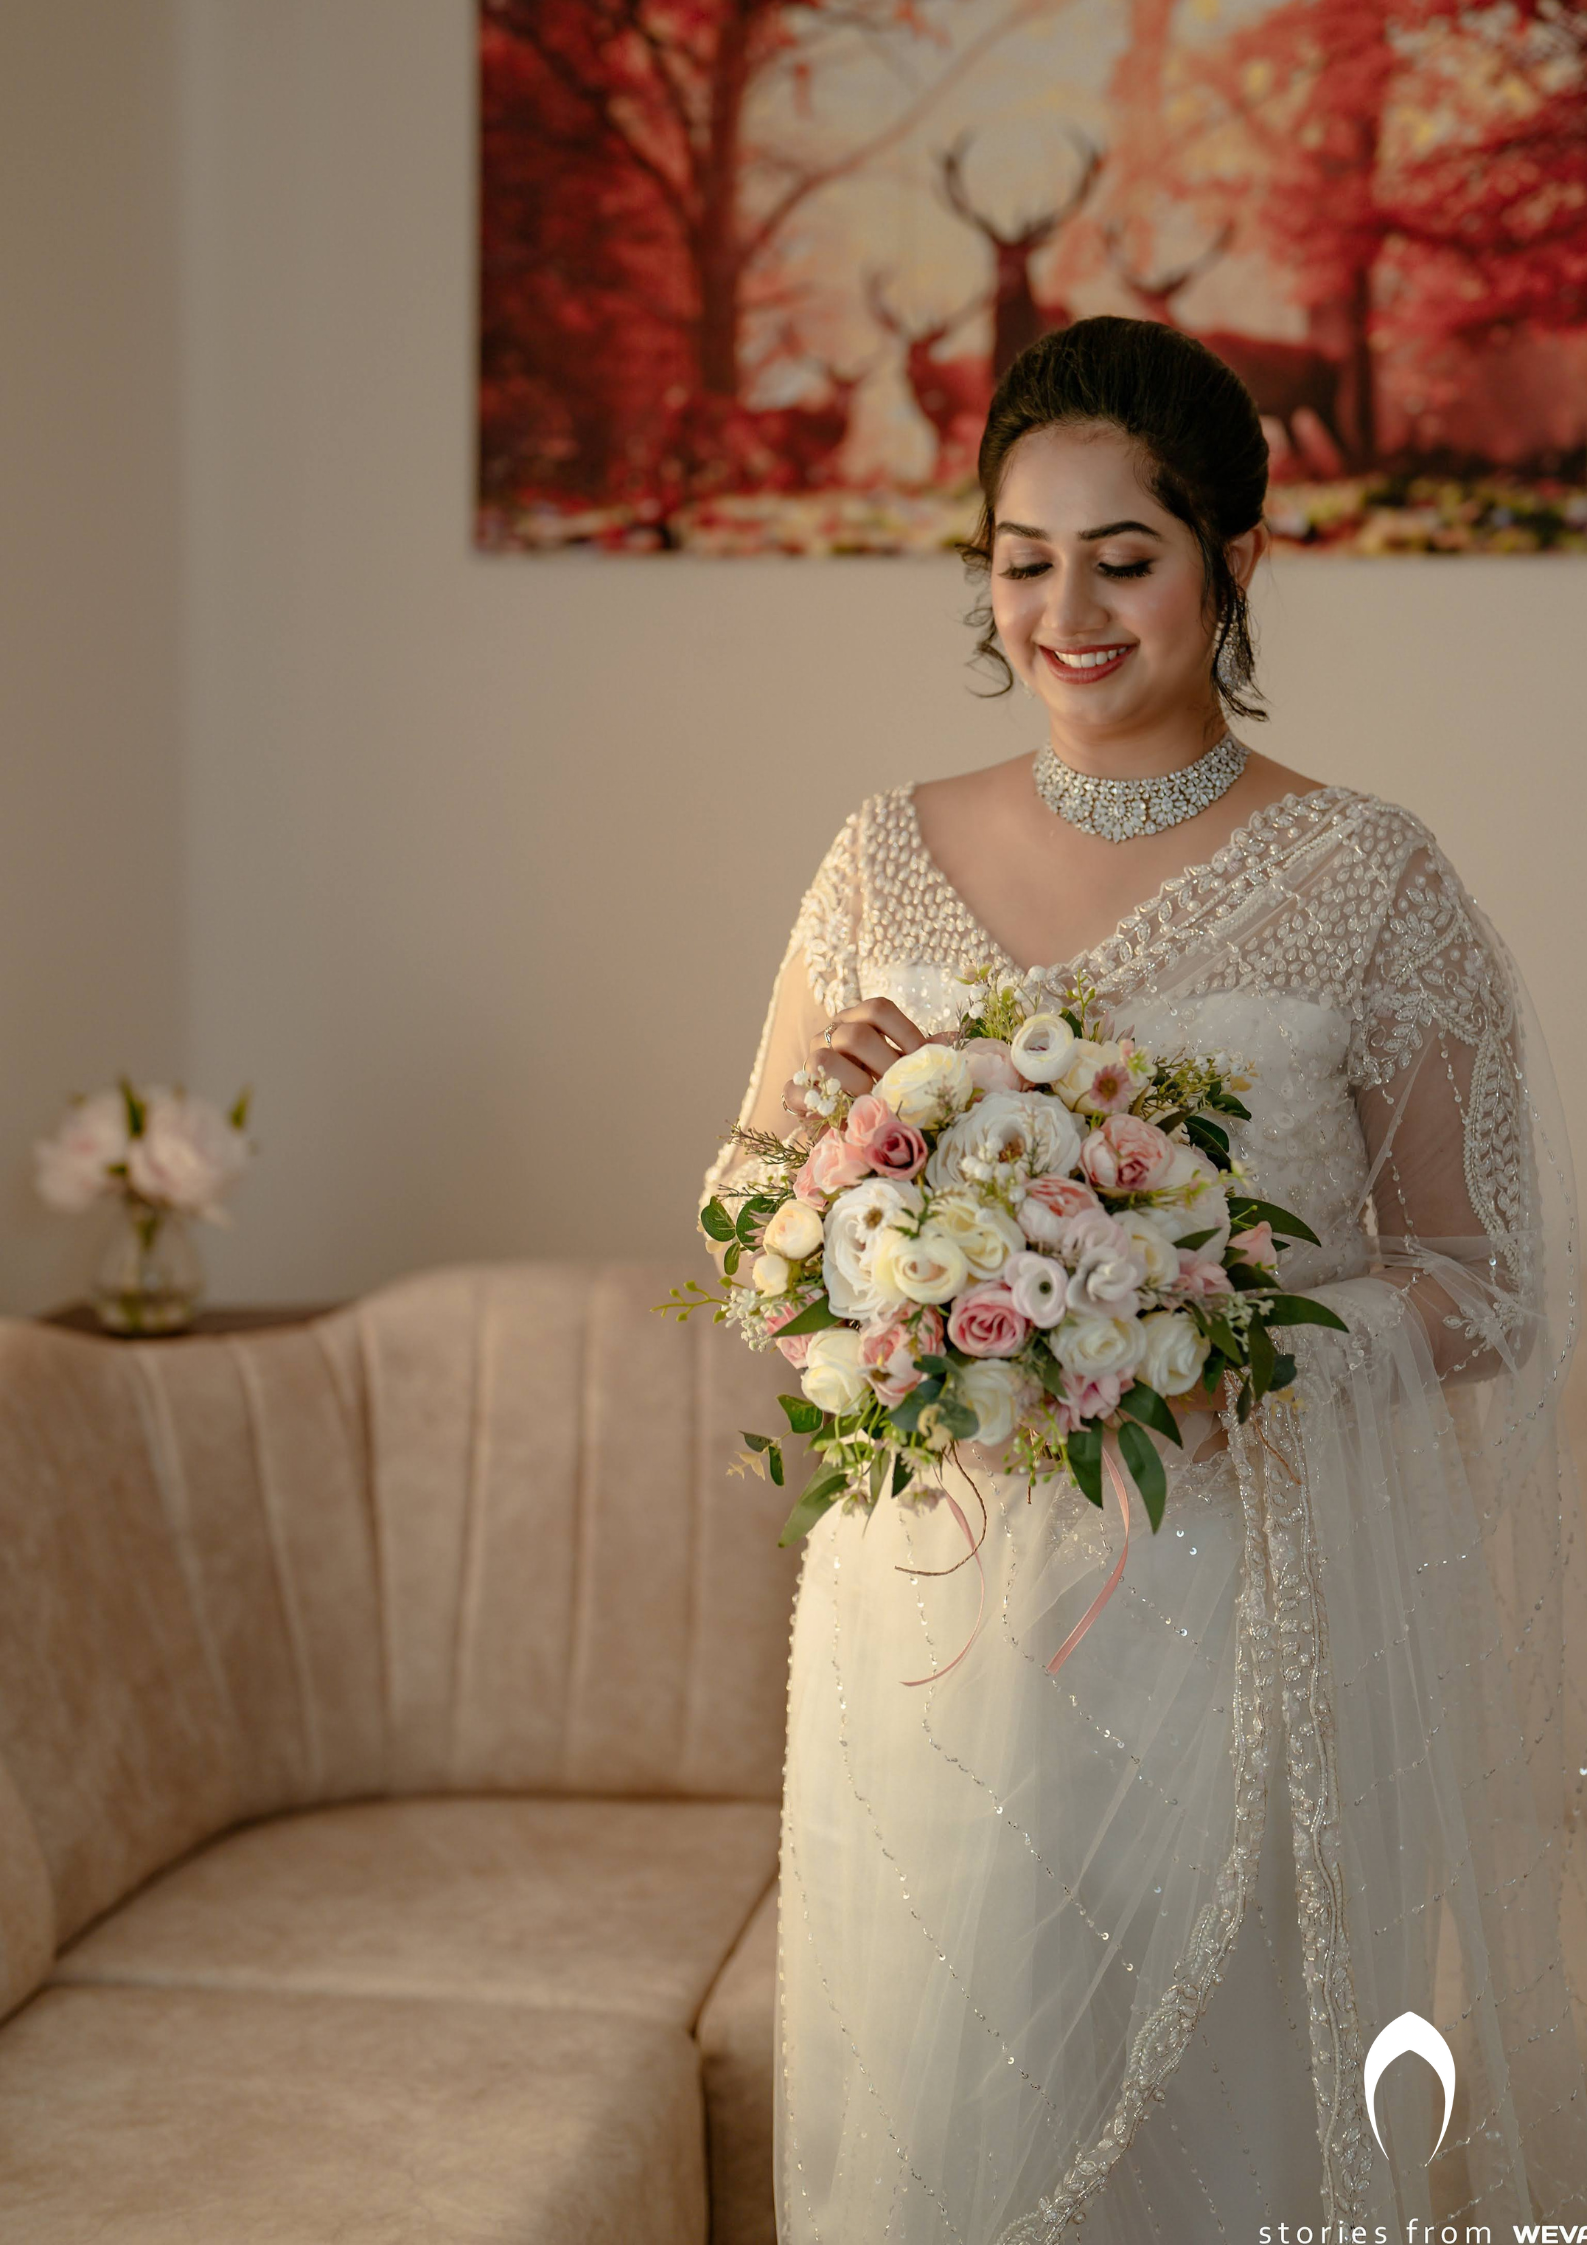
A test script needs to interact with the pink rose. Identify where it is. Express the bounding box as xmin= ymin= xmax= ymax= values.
xmin=844 ymin=1094 xmax=928 ymax=1183
xmin=1227 ymin=1221 xmax=1278 ymax=1274
xmin=765 ymin=1300 xmax=814 ymax=1368
xmin=946 ymin=1283 xmax=1030 ymax=1359
xmin=963 ymin=1039 xmax=1024 ymax=1094
xmin=1079 ymin=1113 xmax=1178 ymax=1194
xmin=859 ymin=1306 xmax=944 ymax=1405
xmin=1018 ymin=1171 xmax=1101 ymax=1247
xmin=1048 ymin=1367 xmax=1125 ymax=1435
xmin=794 ymin=1129 xmax=871 ymax=1205
xmin=1176 ymin=1252 xmax=1233 ymax=1300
